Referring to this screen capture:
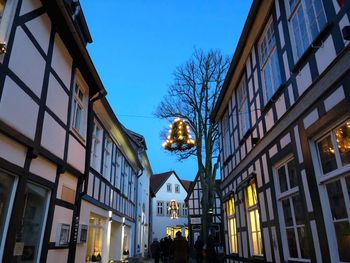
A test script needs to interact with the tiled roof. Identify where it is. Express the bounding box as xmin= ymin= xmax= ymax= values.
xmin=150 ymin=171 xmax=173 ymax=194
xmin=181 ymin=180 xmax=192 ymax=191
